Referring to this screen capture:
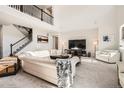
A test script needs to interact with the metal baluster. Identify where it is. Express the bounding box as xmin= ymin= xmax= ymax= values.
xmin=18 ymin=5 xmax=20 ymax=11
xmin=17 ymin=5 xmax=19 ymax=10
xmin=10 ymin=44 xmax=13 ymax=56
xmin=16 ymin=5 xmax=17 ymax=10
xmin=8 ymin=5 xmax=53 ymax=25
